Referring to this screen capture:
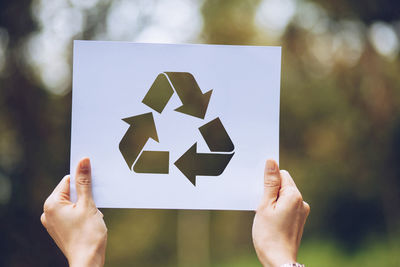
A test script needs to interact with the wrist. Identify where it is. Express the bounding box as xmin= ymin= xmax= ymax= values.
xmin=259 ymin=251 xmax=296 ymax=267
xmin=68 ymin=249 xmax=104 ymax=267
